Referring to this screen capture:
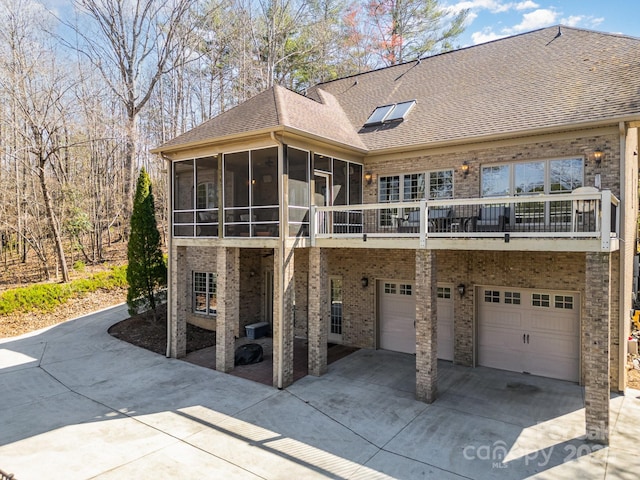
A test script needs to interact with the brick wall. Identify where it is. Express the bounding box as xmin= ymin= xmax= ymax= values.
xmin=363 ymin=132 xmax=621 ymax=202
xmin=584 ymin=252 xmax=611 ymax=444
